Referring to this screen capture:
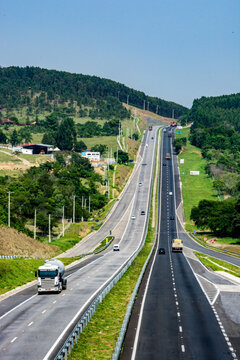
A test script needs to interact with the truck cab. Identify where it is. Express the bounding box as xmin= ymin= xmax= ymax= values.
xmin=36 ymin=260 xmax=67 ymax=294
